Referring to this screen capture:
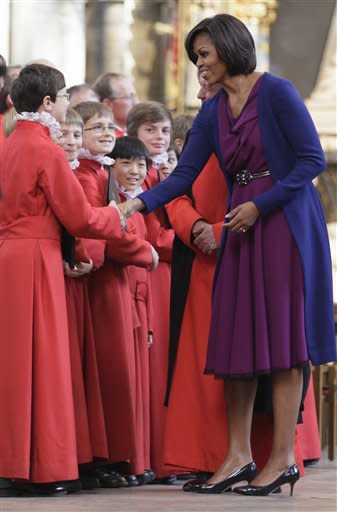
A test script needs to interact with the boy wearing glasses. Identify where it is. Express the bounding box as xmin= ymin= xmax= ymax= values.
xmin=73 ymin=101 xmax=156 ymax=485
